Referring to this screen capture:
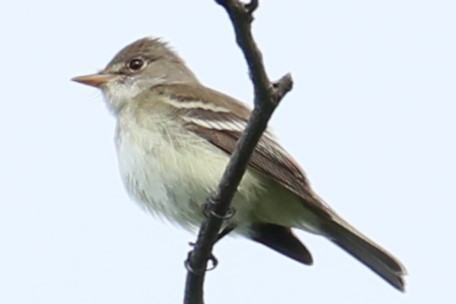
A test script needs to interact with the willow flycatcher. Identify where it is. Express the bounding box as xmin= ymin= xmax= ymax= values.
xmin=72 ymin=37 xmax=406 ymax=291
